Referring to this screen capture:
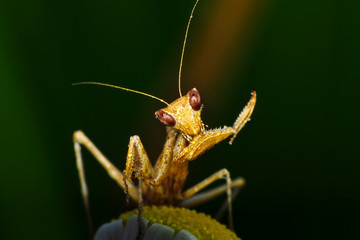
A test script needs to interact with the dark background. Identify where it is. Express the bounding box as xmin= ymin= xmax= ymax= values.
xmin=1 ymin=0 xmax=359 ymax=239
